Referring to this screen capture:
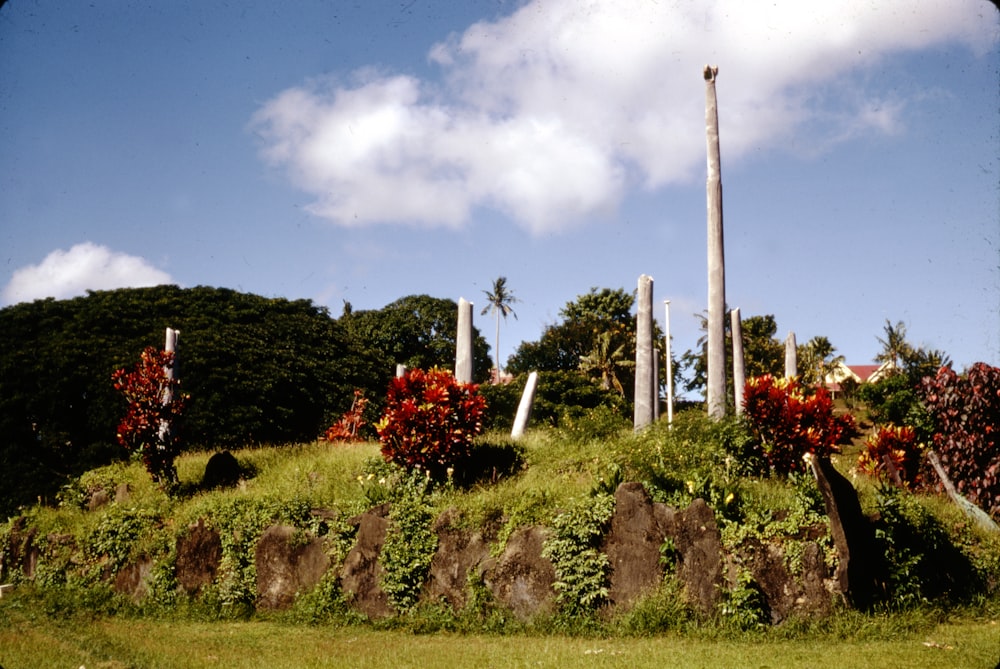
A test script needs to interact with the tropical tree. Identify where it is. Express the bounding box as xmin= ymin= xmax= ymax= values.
xmin=578 ymin=329 xmax=634 ymax=396
xmin=341 ymin=294 xmax=492 ymax=386
xmin=875 ymin=320 xmax=913 ymax=373
xmin=799 ymin=335 xmax=844 ymax=387
xmin=481 ymin=276 xmax=519 ymax=379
